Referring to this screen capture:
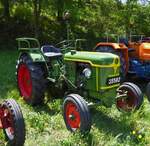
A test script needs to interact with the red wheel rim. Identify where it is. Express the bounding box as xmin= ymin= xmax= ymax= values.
xmin=65 ymin=102 xmax=81 ymax=130
xmin=0 ymin=107 xmax=14 ymax=140
xmin=116 ymin=89 xmax=138 ymax=111
xmin=18 ymin=64 xmax=32 ymax=100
